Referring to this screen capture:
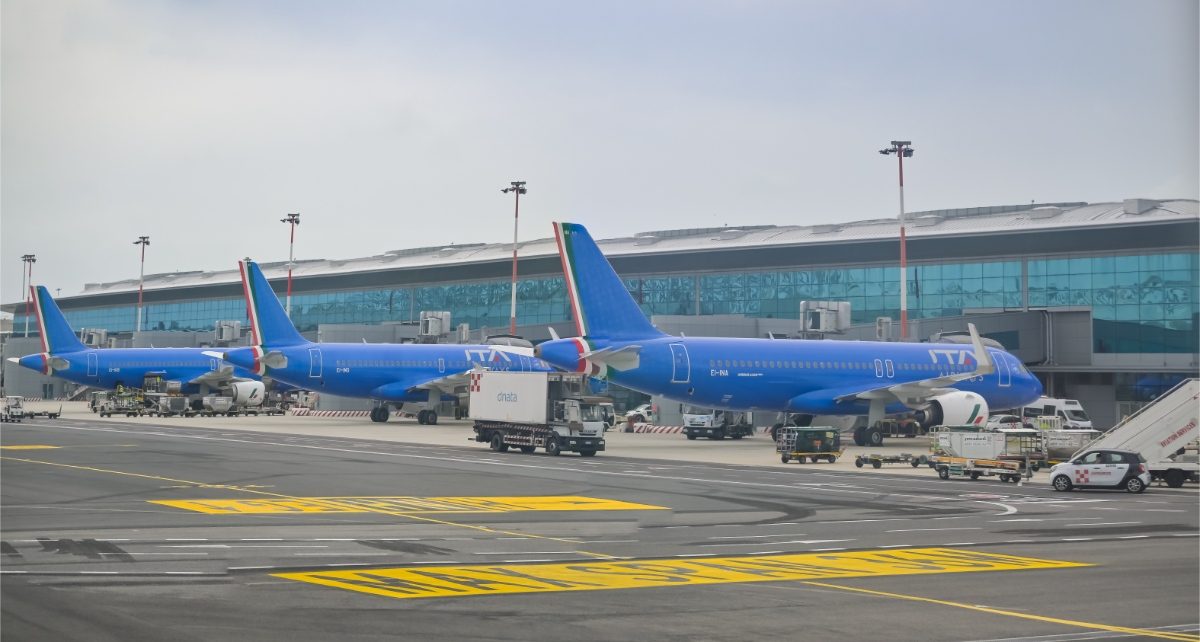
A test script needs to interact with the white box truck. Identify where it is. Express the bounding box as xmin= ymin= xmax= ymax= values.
xmin=470 ymin=371 xmax=607 ymax=457
xmin=681 ymin=405 xmax=754 ymax=440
